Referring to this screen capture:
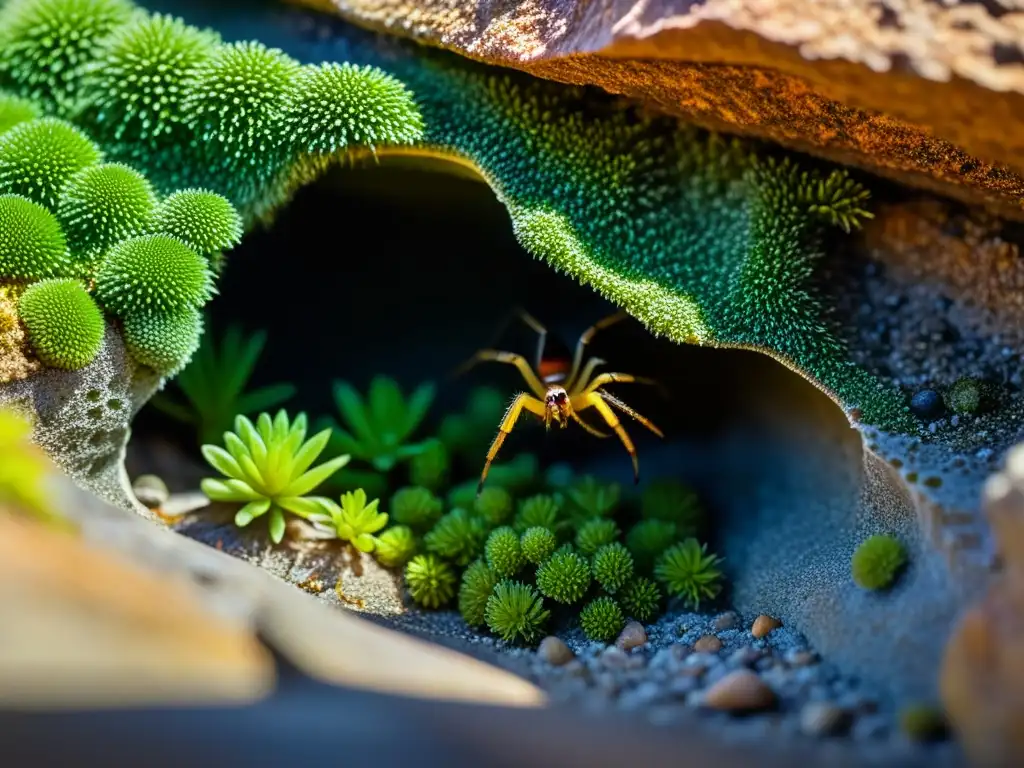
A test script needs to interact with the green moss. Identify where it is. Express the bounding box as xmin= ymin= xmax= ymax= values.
xmin=0 ymin=0 xmax=133 ymax=113
xmin=405 ymin=553 xmax=456 ymax=609
xmin=485 ymin=525 xmax=522 ymax=577
xmin=153 ymin=189 xmax=242 ymax=259
xmin=655 ymin=539 xmax=724 ymax=609
xmin=514 ymin=493 xmax=560 ymax=533
xmin=641 ymin=480 xmax=702 ymax=535
xmin=121 ymin=307 xmax=203 ymax=375
xmin=945 ymin=377 xmax=983 ymax=416
xmin=484 ymin=579 xmax=549 ymax=645
xmin=57 ymin=163 xmax=157 ymax=267
xmin=94 ymin=234 xmax=212 ymax=317
xmin=620 ymin=577 xmax=662 ymax=623
xmin=18 ymin=278 xmax=104 ymax=369
xmin=535 ymin=549 xmax=591 ymax=605
xmin=373 ymin=525 xmax=417 ymax=568
xmin=458 ymin=558 xmax=498 ymax=627
xmin=592 ymin=542 xmax=634 ymax=594
xmin=474 ymin=485 xmax=513 ymax=527
xmin=0 ymin=91 xmax=39 ymax=134
xmin=423 ymin=508 xmax=485 ymax=566
xmin=566 ymin=475 xmax=620 ymax=519
xmin=520 ymin=526 xmax=556 ymax=565
xmin=409 ymin=437 xmax=449 ymax=491
xmin=579 ymin=596 xmax=624 ymax=643
xmin=0 ymin=194 xmax=69 ymax=279
xmin=0 ymin=118 xmax=102 ymax=211
xmin=626 ymin=519 xmax=679 ymax=573
xmin=389 ymin=485 xmax=443 ymax=532
xmin=851 ymin=534 xmax=907 ymax=590
xmin=575 ymin=518 xmax=620 ymax=557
